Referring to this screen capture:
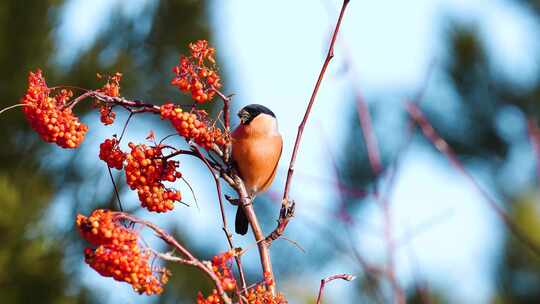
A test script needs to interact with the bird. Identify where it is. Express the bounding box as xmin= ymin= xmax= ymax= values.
xmin=231 ymin=104 xmax=283 ymax=235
